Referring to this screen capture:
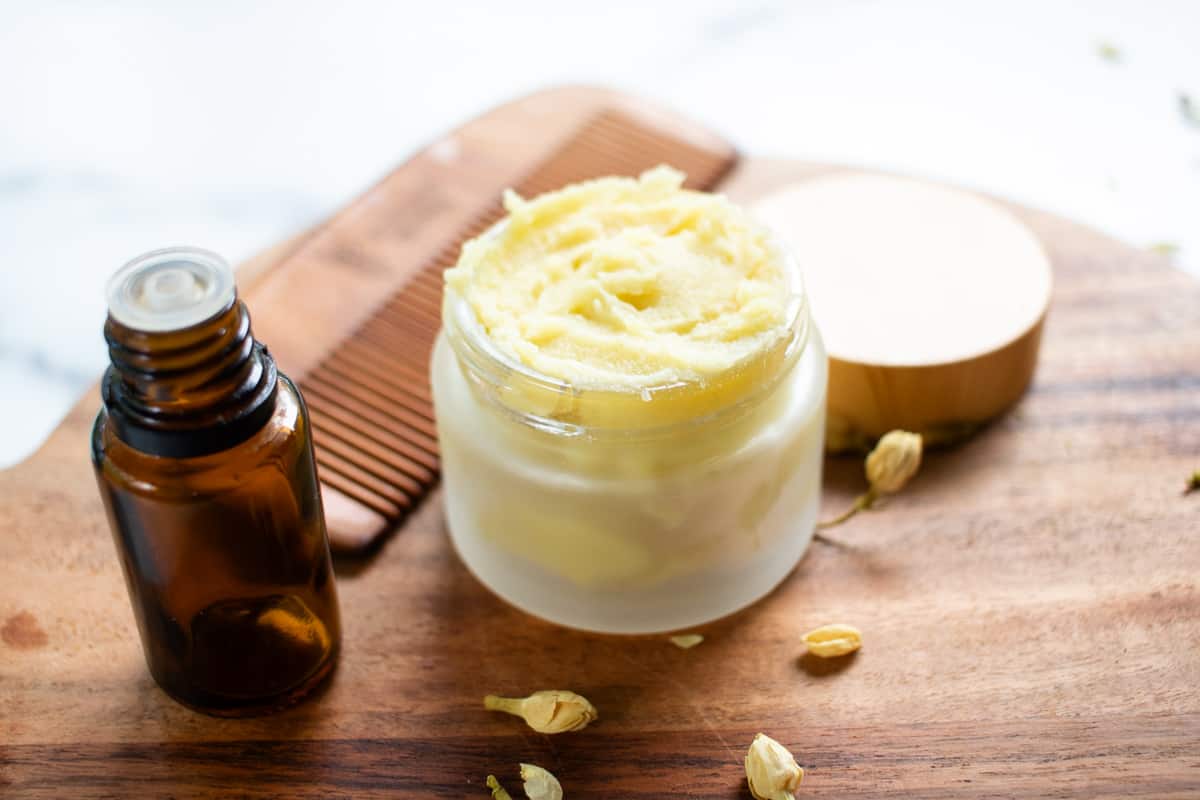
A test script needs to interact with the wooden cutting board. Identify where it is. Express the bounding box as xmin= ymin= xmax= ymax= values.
xmin=1 ymin=87 xmax=1198 ymax=798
